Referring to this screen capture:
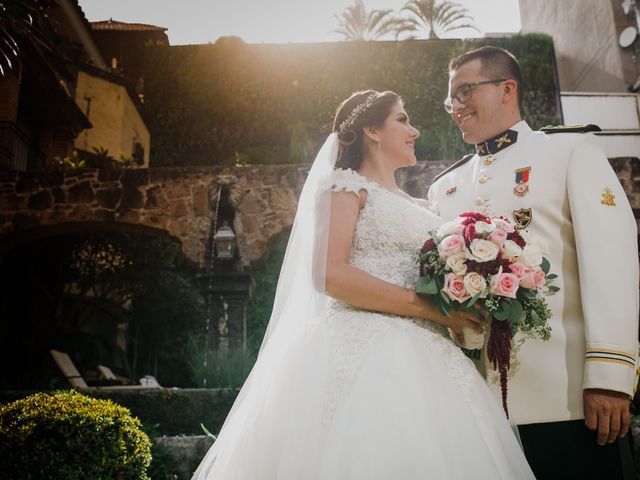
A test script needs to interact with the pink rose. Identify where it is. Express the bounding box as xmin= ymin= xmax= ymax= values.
xmin=488 ymin=229 xmax=507 ymax=249
xmin=519 ymin=267 xmax=545 ymax=289
xmin=519 ymin=269 xmax=536 ymax=289
xmin=438 ymin=234 xmax=465 ymax=258
xmin=508 ymin=263 xmax=525 ymax=278
xmin=533 ymin=268 xmax=546 ymax=288
xmin=490 ymin=267 xmax=519 ymax=298
xmin=443 ymin=273 xmax=471 ymax=303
